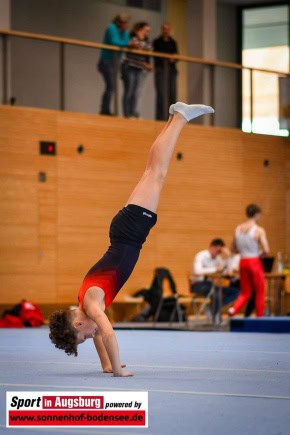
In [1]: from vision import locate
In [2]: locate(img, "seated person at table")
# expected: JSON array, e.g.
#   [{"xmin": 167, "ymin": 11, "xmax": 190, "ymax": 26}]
[
  {"xmin": 225, "ymin": 253, "xmax": 240, "ymax": 289},
  {"xmin": 191, "ymin": 239, "xmax": 239, "ymax": 318}
]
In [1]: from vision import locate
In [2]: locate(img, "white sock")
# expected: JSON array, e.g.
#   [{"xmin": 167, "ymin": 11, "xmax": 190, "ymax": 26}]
[
  {"xmin": 170, "ymin": 102, "xmax": 215, "ymax": 122},
  {"xmin": 169, "ymin": 102, "xmax": 181, "ymax": 115}
]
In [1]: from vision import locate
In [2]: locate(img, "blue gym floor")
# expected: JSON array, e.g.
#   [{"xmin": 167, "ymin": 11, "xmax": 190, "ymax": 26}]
[{"xmin": 1, "ymin": 328, "xmax": 290, "ymax": 435}]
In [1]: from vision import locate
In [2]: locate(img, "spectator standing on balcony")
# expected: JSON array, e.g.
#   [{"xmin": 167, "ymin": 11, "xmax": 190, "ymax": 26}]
[
  {"xmin": 98, "ymin": 13, "xmax": 130, "ymax": 115},
  {"xmin": 153, "ymin": 23, "xmax": 178, "ymax": 120},
  {"xmin": 121, "ymin": 22, "xmax": 152, "ymax": 118}
]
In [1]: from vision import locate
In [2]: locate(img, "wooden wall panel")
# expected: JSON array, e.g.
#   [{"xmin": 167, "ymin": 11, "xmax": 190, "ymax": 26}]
[
  {"xmin": 0, "ymin": 106, "xmax": 57, "ymax": 303},
  {"xmin": 242, "ymin": 134, "xmax": 288, "ymax": 255},
  {"xmin": 0, "ymin": 106, "xmax": 289, "ymax": 305}
]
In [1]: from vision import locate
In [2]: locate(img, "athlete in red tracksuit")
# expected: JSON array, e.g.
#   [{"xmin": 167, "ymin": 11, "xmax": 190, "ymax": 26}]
[{"xmin": 229, "ymin": 204, "xmax": 270, "ymax": 317}]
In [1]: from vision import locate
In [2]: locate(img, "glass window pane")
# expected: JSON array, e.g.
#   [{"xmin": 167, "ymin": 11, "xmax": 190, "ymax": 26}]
[
  {"xmin": 242, "ymin": 4, "xmax": 289, "ymax": 136},
  {"xmin": 242, "ymin": 69, "xmax": 251, "ymax": 133}
]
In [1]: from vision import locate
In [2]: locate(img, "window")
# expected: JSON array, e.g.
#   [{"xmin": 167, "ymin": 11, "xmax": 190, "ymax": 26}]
[{"xmin": 241, "ymin": 4, "xmax": 289, "ymax": 136}]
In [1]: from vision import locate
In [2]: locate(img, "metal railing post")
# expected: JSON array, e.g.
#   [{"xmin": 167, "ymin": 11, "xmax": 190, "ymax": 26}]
[
  {"xmin": 113, "ymin": 51, "xmax": 119, "ymax": 116},
  {"xmin": 163, "ymin": 58, "xmax": 169, "ymax": 120},
  {"xmin": 2, "ymin": 34, "xmax": 8, "ymax": 105},
  {"xmin": 249, "ymin": 68, "xmax": 253, "ymax": 133},
  {"xmin": 209, "ymin": 65, "xmax": 215, "ymax": 127},
  {"xmin": 59, "ymin": 42, "xmax": 65, "ymax": 111}
]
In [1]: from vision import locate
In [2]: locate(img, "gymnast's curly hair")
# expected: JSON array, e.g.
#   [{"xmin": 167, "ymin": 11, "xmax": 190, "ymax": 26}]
[{"xmin": 49, "ymin": 310, "xmax": 78, "ymax": 357}]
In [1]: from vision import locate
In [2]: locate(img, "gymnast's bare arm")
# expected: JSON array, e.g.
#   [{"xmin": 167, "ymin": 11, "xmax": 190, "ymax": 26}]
[
  {"xmin": 93, "ymin": 331, "xmax": 127, "ymax": 373},
  {"xmin": 231, "ymin": 236, "xmax": 238, "ymax": 253},
  {"xmin": 258, "ymin": 227, "xmax": 270, "ymax": 256},
  {"xmin": 93, "ymin": 331, "xmax": 112, "ymax": 372},
  {"xmin": 84, "ymin": 292, "xmax": 133, "ymax": 377}
]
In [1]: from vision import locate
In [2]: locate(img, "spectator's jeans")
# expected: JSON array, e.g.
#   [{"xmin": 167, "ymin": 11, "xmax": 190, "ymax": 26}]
[
  {"xmin": 191, "ymin": 280, "xmax": 240, "ymax": 315},
  {"xmin": 154, "ymin": 67, "xmax": 177, "ymax": 121},
  {"xmin": 121, "ymin": 63, "xmax": 147, "ymax": 117},
  {"xmin": 98, "ymin": 59, "xmax": 115, "ymax": 114}
]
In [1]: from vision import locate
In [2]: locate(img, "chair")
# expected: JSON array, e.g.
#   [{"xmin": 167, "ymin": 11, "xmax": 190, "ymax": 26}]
[
  {"xmin": 138, "ymin": 268, "xmax": 186, "ymax": 324},
  {"xmin": 188, "ymin": 273, "xmax": 214, "ymax": 321}
]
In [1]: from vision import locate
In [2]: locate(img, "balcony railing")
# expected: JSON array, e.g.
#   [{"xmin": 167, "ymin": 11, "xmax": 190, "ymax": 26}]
[{"xmin": 0, "ymin": 29, "xmax": 288, "ymax": 132}]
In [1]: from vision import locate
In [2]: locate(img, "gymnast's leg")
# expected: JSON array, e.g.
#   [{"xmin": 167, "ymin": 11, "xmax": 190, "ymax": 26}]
[{"xmin": 126, "ymin": 103, "xmax": 214, "ymax": 212}]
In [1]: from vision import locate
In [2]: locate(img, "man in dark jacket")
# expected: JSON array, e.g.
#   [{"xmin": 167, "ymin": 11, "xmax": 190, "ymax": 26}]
[{"xmin": 153, "ymin": 23, "xmax": 178, "ymax": 120}]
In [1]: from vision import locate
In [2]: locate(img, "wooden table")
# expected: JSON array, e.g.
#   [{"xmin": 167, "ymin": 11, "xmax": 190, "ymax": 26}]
[
  {"xmin": 190, "ymin": 272, "xmax": 288, "ymax": 323},
  {"xmin": 265, "ymin": 273, "xmax": 287, "ymax": 316},
  {"xmin": 190, "ymin": 272, "xmax": 238, "ymax": 324}
]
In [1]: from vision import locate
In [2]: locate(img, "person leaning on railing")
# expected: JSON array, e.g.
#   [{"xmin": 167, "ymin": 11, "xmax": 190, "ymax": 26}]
[
  {"xmin": 98, "ymin": 13, "xmax": 131, "ymax": 116},
  {"xmin": 153, "ymin": 22, "xmax": 179, "ymax": 121},
  {"xmin": 121, "ymin": 22, "xmax": 152, "ymax": 118}
]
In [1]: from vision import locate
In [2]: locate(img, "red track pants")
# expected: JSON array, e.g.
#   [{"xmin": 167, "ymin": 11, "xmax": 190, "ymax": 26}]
[{"xmin": 232, "ymin": 258, "xmax": 265, "ymax": 317}]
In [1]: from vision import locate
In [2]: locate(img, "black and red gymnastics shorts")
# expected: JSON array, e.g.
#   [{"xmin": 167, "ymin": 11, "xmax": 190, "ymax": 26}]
[{"xmin": 78, "ymin": 204, "xmax": 157, "ymax": 308}]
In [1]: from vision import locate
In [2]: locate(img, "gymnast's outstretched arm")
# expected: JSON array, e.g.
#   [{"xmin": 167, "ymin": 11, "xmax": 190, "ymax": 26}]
[
  {"xmin": 85, "ymin": 298, "xmax": 132, "ymax": 377},
  {"xmin": 93, "ymin": 329, "xmax": 127, "ymax": 373}
]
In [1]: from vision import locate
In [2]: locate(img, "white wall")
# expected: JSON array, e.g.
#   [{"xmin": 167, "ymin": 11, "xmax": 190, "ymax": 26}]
[
  {"xmin": 0, "ymin": 0, "xmax": 10, "ymax": 28},
  {"xmin": 215, "ymin": 2, "xmax": 240, "ymax": 128},
  {"xmin": 186, "ymin": 0, "xmax": 217, "ymax": 126},
  {"xmin": 186, "ymin": 0, "xmax": 240, "ymax": 128},
  {"xmin": 0, "ymin": 0, "xmax": 11, "ymax": 104},
  {"xmin": 9, "ymin": 0, "xmax": 166, "ymax": 117}
]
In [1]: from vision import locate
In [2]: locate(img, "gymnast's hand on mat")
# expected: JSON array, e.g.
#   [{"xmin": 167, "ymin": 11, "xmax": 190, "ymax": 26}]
[{"xmin": 103, "ymin": 364, "xmax": 126, "ymax": 373}]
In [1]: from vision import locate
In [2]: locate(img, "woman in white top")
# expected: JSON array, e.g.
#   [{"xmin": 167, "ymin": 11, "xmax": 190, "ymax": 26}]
[{"xmin": 229, "ymin": 204, "xmax": 269, "ymax": 317}]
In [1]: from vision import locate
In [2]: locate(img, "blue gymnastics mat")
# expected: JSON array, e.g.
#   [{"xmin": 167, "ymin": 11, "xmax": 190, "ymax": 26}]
[
  {"xmin": 230, "ymin": 317, "xmax": 290, "ymax": 333},
  {"xmin": 0, "ymin": 328, "xmax": 290, "ymax": 435}
]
